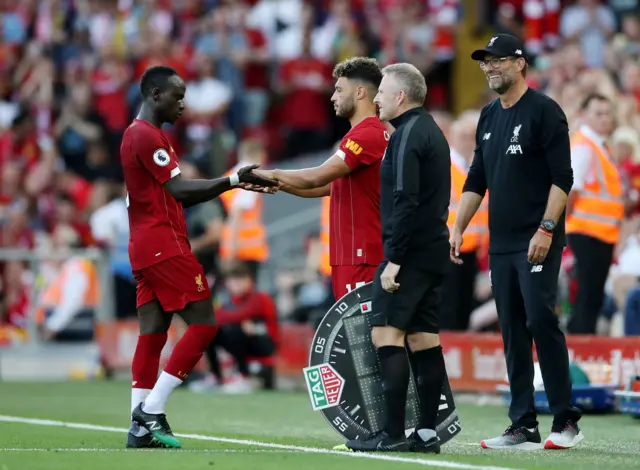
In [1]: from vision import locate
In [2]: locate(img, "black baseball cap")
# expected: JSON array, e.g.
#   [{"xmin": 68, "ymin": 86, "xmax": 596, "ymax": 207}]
[{"xmin": 471, "ymin": 34, "xmax": 529, "ymax": 62}]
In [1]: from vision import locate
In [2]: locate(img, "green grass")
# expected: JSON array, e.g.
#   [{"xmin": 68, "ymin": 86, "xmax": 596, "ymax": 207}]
[{"xmin": 0, "ymin": 381, "xmax": 638, "ymax": 470}]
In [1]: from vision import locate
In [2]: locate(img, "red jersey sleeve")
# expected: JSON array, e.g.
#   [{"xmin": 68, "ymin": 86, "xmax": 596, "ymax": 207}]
[
  {"xmin": 336, "ymin": 122, "xmax": 388, "ymax": 171},
  {"xmin": 133, "ymin": 126, "xmax": 180, "ymax": 185}
]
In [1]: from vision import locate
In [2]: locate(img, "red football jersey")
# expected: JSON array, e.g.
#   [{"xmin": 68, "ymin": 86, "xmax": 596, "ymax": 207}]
[
  {"xmin": 330, "ymin": 116, "xmax": 389, "ymax": 266},
  {"xmin": 121, "ymin": 119, "xmax": 189, "ymax": 270}
]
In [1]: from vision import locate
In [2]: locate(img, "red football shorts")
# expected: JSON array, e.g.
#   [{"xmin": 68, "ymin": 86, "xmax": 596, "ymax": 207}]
[
  {"xmin": 133, "ymin": 253, "xmax": 211, "ymax": 312},
  {"xmin": 331, "ymin": 265, "xmax": 378, "ymax": 301}
]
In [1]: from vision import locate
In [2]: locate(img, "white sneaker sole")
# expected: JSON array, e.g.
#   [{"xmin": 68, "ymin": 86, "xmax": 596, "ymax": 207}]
[
  {"xmin": 481, "ymin": 440, "xmax": 543, "ymax": 450},
  {"xmin": 544, "ymin": 431, "xmax": 585, "ymax": 449}
]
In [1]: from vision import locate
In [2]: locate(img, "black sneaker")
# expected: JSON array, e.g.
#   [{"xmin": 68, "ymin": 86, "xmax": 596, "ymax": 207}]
[
  {"xmin": 408, "ymin": 432, "xmax": 440, "ymax": 454},
  {"xmin": 131, "ymin": 404, "xmax": 181, "ymax": 448},
  {"xmin": 480, "ymin": 425, "xmax": 542, "ymax": 450},
  {"xmin": 345, "ymin": 430, "xmax": 410, "ymax": 452},
  {"xmin": 126, "ymin": 430, "xmax": 169, "ymax": 449},
  {"xmin": 544, "ymin": 420, "xmax": 584, "ymax": 449}
]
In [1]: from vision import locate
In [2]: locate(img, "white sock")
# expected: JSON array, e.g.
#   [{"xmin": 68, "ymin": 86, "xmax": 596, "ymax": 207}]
[
  {"xmin": 142, "ymin": 372, "xmax": 183, "ymax": 415},
  {"xmin": 417, "ymin": 428, "xmax": 437, "ymax": 441},
  {"xmin": 131, "ymin": 388, "xmax": 151, "ymax": 437},
  {"xmin": 132, "ymin": 388, "xmax": 152, "ymax": 413}
]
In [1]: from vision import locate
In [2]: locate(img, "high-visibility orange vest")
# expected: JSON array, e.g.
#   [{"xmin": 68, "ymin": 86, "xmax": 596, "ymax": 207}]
[
  {"xmin": 35, "ymin": 258, "xmax": 100, "ymax": 324},
  {"xmin": 319, "ymin": 196, "xmax": 331, "ymax": 277},
  {"xmin": 448, "ymin": 159, "xmax": 489, "ymax": 253},
  {"xmin": 219, "ymin": 170, "xmax": 269, "ymax": 262},
  {"xmin": 566, "ymin": 131, "xmax": 624, "ymax": 244}
]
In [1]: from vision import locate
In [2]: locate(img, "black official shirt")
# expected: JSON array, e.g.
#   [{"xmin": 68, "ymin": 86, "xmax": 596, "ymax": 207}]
[
  {"xmin": 463, "ymin": 88, "xmax": 573, "ymax": 254},
  {"xmin": 380, "ymin": 107, "xmax": 450, "ymax": 271}
]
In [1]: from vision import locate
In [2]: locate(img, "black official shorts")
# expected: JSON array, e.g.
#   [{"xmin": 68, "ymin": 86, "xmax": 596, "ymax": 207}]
[{"xmin": 370, "ymin": 261, "xmax": 444, "ymax": 334}]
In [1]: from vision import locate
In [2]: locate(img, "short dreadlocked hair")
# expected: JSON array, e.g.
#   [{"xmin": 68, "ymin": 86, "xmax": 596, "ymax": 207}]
[{"xmin": 332, "ymin": 57, "xmax": 382, "ymax": 91}]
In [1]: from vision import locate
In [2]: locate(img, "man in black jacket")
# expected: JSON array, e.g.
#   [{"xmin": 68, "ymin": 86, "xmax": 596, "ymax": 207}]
[
  {"xmin": 451, "ymin": 34, "xmax": 584, "ymax": 450},
  {"xmin": 345, "ymin": 63, "xmax": 450, "ymax": 454}
]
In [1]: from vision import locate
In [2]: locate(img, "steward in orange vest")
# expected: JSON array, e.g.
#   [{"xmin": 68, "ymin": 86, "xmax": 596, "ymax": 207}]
[
  {"xmin": 566, "ymin": 127, "xmax": 624, "ymax": 244},
  {"xmin": 440, "ymin": 148, "xmax": 488, "ymax": 331},
  {"xmin": 219, "ymin": 139, "xmax": 269, "ymax": 281},
  {"xmin": 566, "ymin": 94, "xmax": 624, "ymax": 335},
  {"xmin": 36, "ymin": 257, "xmax": 100, "ymax": 340},
  {"xmin": 440, "ymin": 111, "xmax": 488, "ymax": 331}
]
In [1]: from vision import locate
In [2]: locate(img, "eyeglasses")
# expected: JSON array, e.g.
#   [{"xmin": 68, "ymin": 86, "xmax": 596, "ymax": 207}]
[{"xmin": 478, "ymin": 57, "xmax": 514, "ymax": 69}]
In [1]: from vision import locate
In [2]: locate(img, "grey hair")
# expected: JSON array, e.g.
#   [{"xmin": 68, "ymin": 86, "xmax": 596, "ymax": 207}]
[{"xmin": 381, "ymin": 63, "xmax": 427, "ymax": 105}]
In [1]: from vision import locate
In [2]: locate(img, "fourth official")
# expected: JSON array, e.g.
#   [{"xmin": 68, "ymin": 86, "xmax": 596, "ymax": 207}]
[{"xmin": 345, "ymin": 63, "xmax": 451, "ymax": 453}]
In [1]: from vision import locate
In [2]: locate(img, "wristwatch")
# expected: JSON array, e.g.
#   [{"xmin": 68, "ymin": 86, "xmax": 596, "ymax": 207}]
[{"xmin": 539, "ymin": 219, "xmax": 556, "ymax": 234}]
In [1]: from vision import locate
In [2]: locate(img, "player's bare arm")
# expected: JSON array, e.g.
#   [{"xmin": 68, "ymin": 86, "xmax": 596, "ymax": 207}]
[
  {"xmin": 245, "ymin": 59, "xmax": 385, "ymax": 199},
  {"xmin": 280, "ymin": 183, "xmax": 331, "ymax": 197},
  {"xmin": 165, "ymin": 164, "xmax": 277, "ymax": 208},
  {"xmin": 252, "ymin": 156, "xmax": 350, "ymax": 190},
  {"xmin": 238, "ymin": 182, "xmax": 330, "ymax": 198}
]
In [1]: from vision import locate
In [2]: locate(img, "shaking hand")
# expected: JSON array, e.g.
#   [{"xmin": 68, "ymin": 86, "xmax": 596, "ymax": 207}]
[
  {"xmin": 238, "ymin": 182, "xmax": 281, "ymax": 194},
  {"xmin": 237, "ymin": 165, "xmax": 278, "ymax": 187}
]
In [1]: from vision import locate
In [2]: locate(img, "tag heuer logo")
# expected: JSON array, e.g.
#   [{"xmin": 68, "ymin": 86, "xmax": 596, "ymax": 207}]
[{"xmin": 303, "ymin": 363, "xmax": 345, "ymax": 411}]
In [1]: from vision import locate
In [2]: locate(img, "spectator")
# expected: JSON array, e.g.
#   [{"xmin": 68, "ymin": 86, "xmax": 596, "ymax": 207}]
[
  {"xmin": 189, "ymin": 261, "xmax": 278, "ymax": 394},
  {"xmin": 53, "ymin": 83, "xmax": 106, "ymax": 178},
  {"xmin": 559, "ymin": 0, "xmax": 616, "ymax": 68},
  {"xmin": 277, "ymin": 30, "xmax": 332, "ymax": 158},
  {"xmin": 614, "ymin": 126, "xmax": 640, "ymax": 214},
  {"xmin": 610, "ymin": 13, "xmax": 640, "ymax": 59},
  {"xmin": 1, "ymin": 201, "xmax": 34, "ymax": 250},
  {"xmin": 195, "ymin": 4, "xmax": 249, "ymax": 135},
  {"xmin": 239, "ymin": 3, "xmax": 271, "ymax": 130},
  {"xmin": 90, "ymin": 44, "xmax": 131, "ymax": 139},
  {"xmin": 183, "ymin": 54, "xmax": 233, "ymax": 166},
  {"xmin": 0, "ymin": 109, "xmax": 39, "ymax": 180},
  {"xmin": 90, "ymin": 182, "xmax": 136, "ymax": 320},
  {"xmin": 0, "ymin": 260, "xmax": 30, "ymax": 329}
]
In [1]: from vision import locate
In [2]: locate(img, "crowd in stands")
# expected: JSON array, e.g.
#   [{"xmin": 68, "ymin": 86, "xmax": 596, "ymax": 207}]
[{"xmin": 1, "ymin": 0, "xmax": 640, "ymax": 385}]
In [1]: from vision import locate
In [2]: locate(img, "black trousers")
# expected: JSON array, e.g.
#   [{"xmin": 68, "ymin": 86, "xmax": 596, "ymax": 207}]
[
  {"xmin": 114, "ymin": 274, "xmax": 137, "ymax": 319},
  {"xmin": 439, "ymin": 251, "xmax": 478, "ymax": 331},
  {"xmin": 490, "ymin": 248, "xmax": 580, "ymax": 427},
  {"xmin": 567, "ymin": 234, "xmax": 614, "ymax": 334},
  {"xmin": 205, "ymin": 324, "xmax": 275, "ymax": 378}
]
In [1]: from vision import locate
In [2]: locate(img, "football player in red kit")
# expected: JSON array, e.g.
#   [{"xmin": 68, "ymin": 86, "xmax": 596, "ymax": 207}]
[
  {"xmin": 249, "ymin": 57, "xmax": 390, "ymax": 301},
  {"xmin": 121, "ymin": 66, "xmax": 275, "ymax": 449}
]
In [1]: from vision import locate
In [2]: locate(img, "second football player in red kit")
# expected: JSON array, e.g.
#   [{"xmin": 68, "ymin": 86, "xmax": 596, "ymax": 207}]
[{"xmin": 246, "ymin": 57, "xmax": 389, "ymax": 301}]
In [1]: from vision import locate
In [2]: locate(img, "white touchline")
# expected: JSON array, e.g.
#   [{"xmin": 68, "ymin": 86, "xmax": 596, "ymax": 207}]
[
  {"xmin": 0, "ymin": 415, "xmax": 521, "ymax": 470},
  {"xmin": 0, "ymin": 448, "xmax": 297, "ymax": 453}
]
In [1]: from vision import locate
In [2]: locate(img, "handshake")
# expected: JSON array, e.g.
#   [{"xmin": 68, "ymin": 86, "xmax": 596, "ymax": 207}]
[{"xmin": 235, "ymin": 164, "xmax": 282, "ymax": 194}]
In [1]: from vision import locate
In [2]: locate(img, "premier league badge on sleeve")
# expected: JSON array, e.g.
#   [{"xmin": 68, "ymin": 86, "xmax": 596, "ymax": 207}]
[{"xmin": 304, "ymin": 283, "xmax": 462, "ymax": 444}]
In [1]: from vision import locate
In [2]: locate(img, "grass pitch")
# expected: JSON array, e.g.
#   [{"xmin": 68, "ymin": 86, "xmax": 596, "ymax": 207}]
[{"xmin": 0, "ymin": 381, "xmax": 638, "ymax": 470}]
